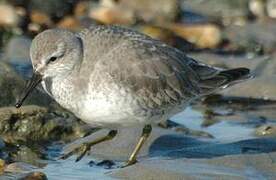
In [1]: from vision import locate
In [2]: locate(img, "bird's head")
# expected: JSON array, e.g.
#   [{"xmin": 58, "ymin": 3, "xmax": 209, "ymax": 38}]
[{"xmin": 15, "ymin": 29, "xmax": 83, "ymax": 108}]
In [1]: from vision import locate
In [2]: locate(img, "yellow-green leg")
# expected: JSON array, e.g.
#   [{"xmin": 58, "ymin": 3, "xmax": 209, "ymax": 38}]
[
  {"xmin": 122, "ymin": 124, "xmax": 152, "ymax": 167},
  {"xmin": 60, "ymin": 130, "xmax": 117, "ymax": 162}
]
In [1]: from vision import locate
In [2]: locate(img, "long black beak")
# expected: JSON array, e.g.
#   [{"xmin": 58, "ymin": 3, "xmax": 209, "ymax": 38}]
[{"xmin": 15, "ymin": 72, "xmax": 42, "ymax": 108}]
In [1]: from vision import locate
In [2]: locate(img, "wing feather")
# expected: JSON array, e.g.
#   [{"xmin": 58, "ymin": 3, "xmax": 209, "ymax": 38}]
[{"xmin": 98, "ymin": 39, "xmax": 200, "ymax": 109}]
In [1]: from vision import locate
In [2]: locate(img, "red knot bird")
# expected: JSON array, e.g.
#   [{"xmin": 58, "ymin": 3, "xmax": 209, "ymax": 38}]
[{"xmin": 15, "ymin": 25, "xmax": 251, "ymax": 167}]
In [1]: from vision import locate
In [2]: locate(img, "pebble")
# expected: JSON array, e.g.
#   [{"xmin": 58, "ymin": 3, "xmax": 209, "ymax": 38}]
[
  {"xmin": 89, "ymin": 5, "xmax": 135, "ymax": 25},
  {"xmin": 30, "ymin": 11, "xmax": 53, "ymax": 27},
  {"xmin": 167, "ymin": 23, "xmax": 222, "ymax": 49},
  {"xmin": 0, "ymin": 159, "xmax": 5, "ymax": 174},
  {"xmin": 139, "ymin": 25, "xmax": 176, "ymax": 45},
  {"xmin": 57, "ymin": 16, "xmax": 81, "ymax": 31},
  {"xmin": 0, "ymin": 4, "xmax": 19, "ymax": 27},
  {"xmin": 118, "ymin": 0, "xmax": 179, "ymax": 23},
  {"xmin": 74, "ymin": 1, "xmax": 89, "ymax": 17},
  {"xmin": 88, "ymin": 160, "xmax": 96, "ymax": 167},
  {"xmin": 249, "ymin": 0, "xmax": 266, "ymax": 18},
  {"xmin": 88, "ymin": 159, "xmax": 115, "ymax": 169},
  {"xmin": 5, "ymin": 162, "xmax": 38, "ymax": 173},
  {"xmin": 19, "ymin": 171, "xmax": 47, "ymax": 180},
  {"xmin": 255, "ymin": 125, "xmax": 276, "ymax": 137},
  {"xmin": 267, "ymin": 0, "xmax": 276, "ymax": 18},
  {"xmin": 90, "ymin": 0, "xmax": 179, "ymax": 25}
]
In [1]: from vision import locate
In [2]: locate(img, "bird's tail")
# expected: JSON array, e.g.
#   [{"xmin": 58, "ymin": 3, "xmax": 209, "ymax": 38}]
[{"xmin": 191, "ymin": 63, "xmax": 252, "ymax": 95}]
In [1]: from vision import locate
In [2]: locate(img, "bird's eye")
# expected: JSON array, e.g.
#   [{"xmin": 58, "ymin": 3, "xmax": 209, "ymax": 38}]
[{"xmin": 49, "ymin": 57, "xmax": 57, "ymax": 62}]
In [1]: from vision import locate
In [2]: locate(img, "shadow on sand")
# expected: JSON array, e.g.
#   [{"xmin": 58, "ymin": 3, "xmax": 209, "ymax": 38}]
[{"xmin": 149, "ymin": 135, "xmax": 276, "ymax": 159}]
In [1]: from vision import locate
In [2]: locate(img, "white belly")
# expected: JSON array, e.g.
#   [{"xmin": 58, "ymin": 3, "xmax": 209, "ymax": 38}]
[{"xmin": 77, "ymin": 84, "xmax": 149, "ymax": 128}]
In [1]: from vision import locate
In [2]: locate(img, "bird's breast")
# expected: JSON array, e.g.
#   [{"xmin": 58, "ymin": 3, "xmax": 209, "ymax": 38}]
[{"xmin": 42, "ymin": 76, "xmax": 80, "ymax": 112}]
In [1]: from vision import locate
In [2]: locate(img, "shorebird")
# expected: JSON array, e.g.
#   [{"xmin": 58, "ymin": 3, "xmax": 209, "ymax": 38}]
[{"xmin": 15, "ymin": 25, "xmax": 250, "ymax": 167}]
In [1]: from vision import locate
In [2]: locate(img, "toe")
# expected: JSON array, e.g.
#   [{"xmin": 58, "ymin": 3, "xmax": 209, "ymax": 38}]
[
  {"xmin": 121, "ymin": 159, "xmax": 137, "ymax": 168},
  {"xmin": 75, "ymin": 144, "xmax": 90, "ymax": 162},
  {"xmin": 59, "ymin": 150, "xmax": 76, "ymax": 160}
]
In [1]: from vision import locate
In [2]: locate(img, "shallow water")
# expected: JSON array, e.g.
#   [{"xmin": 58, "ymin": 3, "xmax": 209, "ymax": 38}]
[
  {"xmin": 42, "ymin": 158, "xmax": 114, "ymax": 180},
  {"xmin": 38, "ymin": 106, "xmax": 273, "ymax": 180},
  {"xmin": 172, "ymin": 107, "xmax": 256, "ymax": 142}
]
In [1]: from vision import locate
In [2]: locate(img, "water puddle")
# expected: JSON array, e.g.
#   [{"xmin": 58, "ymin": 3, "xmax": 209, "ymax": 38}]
[
  {"xmin": 171, "ymin": 107, "xmax": 255, "ymax": 142},
  {"xmin": 42, "ymin": 158, "xmax": 114, "ymax": 180}
]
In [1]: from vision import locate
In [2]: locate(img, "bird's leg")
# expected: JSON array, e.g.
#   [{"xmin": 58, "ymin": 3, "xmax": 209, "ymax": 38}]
[
  {"xmin": 122, "ymin": 124, "xmax": 152, "ymax": 167},
  {"xmin": 60, "ymin": 130, "xmax": 117, "ymax": 162}
]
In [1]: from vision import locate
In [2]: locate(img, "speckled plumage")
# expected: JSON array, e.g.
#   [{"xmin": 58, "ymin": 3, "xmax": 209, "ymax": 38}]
[{"xmin": 30, "ymin": 25, "xmax": 250, "ymax": 128}]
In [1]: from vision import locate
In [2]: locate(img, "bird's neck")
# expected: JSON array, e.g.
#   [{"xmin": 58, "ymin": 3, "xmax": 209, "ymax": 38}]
[{"xmin": 42, "ymin": 73, "xmax": 80, "ymax": 113}]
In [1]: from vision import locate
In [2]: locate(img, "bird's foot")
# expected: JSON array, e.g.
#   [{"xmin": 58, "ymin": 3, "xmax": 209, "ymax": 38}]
[
  {"xmin": 59, "ymin": 130, "xmax": 117, "ymax": 162},
  {"xmin": 60, "ymin": 143, "xmax": 91, "ymax": 162},
  {"xmin": 120, "ymin": 159, "xmax": 137, "ymax": 168}
]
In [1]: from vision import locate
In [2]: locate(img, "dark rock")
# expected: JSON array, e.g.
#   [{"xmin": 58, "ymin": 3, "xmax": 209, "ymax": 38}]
[
  {"xmin": 159, "ymin": 120, "xmax": 214, "ymax": 138},
  {"xmin": 0, "ymin": 61, "xmax": 53, "ymax": 107},
  {"xmin": 96, "ymin": 160, "xmax": 115, "ymax": 169},
  {"xmin": 29, "ymin": 0, "xmax": 78, "ymax": 21},
  {"xmin": 0, "ymin": 27, "xmax": 16, "ymax": 48},
  {"xmin": 11, "ymin": 145, "xmax": 46, "ymax": 167},
  {"xmin": 0, "ymin": 138, "xmax": 5, "ymax": 150},
  {"xmin": 87, "ymin": 159, "xmax": 116, "ymax": 169},
  {"xmin": 0, "ymin": 138, "xmax": 7, "ymax": 164},
  {"xmin": 0, "ymin": 105, "xmax": 94, "ymax": 144},
  {"xmin": 88, "ymin": 160, "xmax": 96, "ymax": 167}
]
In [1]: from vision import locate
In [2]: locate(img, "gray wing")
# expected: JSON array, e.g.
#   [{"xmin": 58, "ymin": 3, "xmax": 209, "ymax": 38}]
[{"xmin": 96, "ymin": 36, "xmax": 202, "ymax": 109}]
